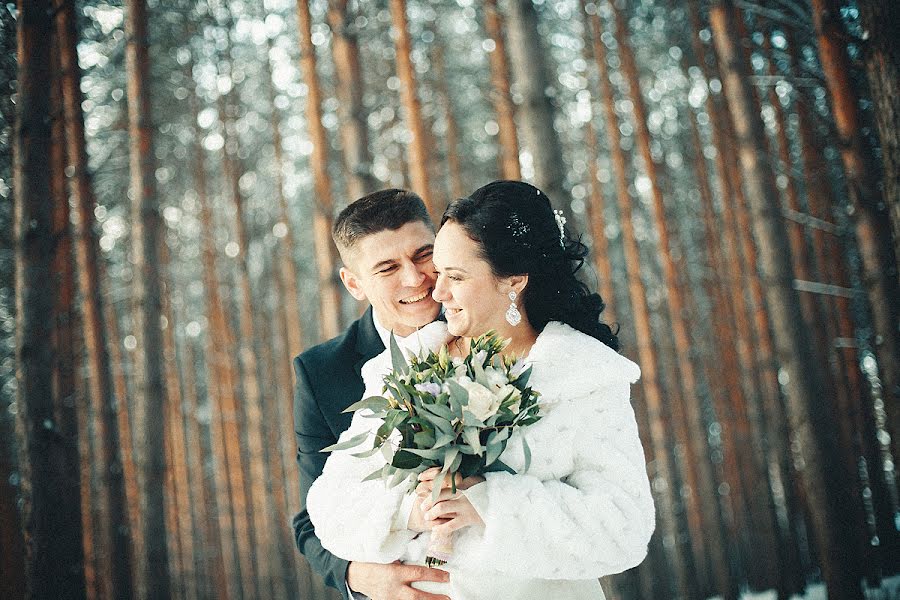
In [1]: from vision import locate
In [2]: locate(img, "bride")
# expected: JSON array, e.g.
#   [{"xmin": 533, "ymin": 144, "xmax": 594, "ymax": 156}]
[{"xmin": 307, "ymin": 180, "xmax": 655, "ymax": 600}]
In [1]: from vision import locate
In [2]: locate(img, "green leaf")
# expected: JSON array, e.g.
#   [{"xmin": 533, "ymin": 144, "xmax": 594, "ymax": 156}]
[
  {"xmin": 362, "ymin": 466, "xmax": 386, "ymax": 482},
  {"xmin": 513, "ymin": 365, "xmax": 533, "ymax": 388},
  {"xmin": 432, "ymin": 432, "xmax": 456, "ymax": 448},
  {"xmin": 413, "ymin": 430, "xmax": 436, "ymax": 448},
  {"xmin": 350, "ymin": 445, "xmax": 383, "ymax": 459},
  {"xmin": 389, "ymin": 333, "xmax": 409, "ymax": 375},
  {"xmin": 420, "ymin": 401, "xmax": 454, "ymax": 422},
  {"xmin": 462, "ymin": 427, "xmax": 483, "ymax": 456},
  {"xmin": 442, "ymin": 447, "xmax": 459, "ymax": 473},
  {"xmin": 342, "ymin": 395, "xmax": 392, "ymax": 414},
  {"xmin": 522, "ymin": 437, "xmax": 532, "ymax": 473},
  {"xmin": 486, "ymin": 458, "xmax": 517, "ymax": 475},
  {"xmin": 388, "ymin": 467, "xmax": 408, "ymax": 488},
  {"xmin": 447, "ymin": 379, "xmax": 469, "ymax": 408},
  {"xmin": 392, "ymin": 450, "xmax": 423, "ymax": 469},
  {"xmin": 462, "ymin": 411, "xmax": 486, "ymax": 428},
  {"xmin": 431, "ymin": 469, "xmax": 447, "ymax": 503},
  {"xmin": 320, "ymin": 431, "xmax": 369, "ymax": 453},
  {"xmin": 449, "ymin": 450, "xmax": 462, "ymax": 473},
  {"xmin": 485, "ymin": 440, "xmax": 503, "ymax": 466},
  {"xmin": 405, "ymin": 447, "xmax": 446, "ymax": 460}
]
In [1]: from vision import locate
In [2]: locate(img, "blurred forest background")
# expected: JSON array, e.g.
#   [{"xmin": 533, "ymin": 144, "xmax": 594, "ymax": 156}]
[{"xmin": 3, "ymin": 0, "xmax": 899, "ymax": 599}]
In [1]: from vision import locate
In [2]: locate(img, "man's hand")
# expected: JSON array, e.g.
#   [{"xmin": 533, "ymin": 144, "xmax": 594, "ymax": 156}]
[{"xmin": 346, "ymin": 561, "xmax": 450, "ymax": 600}]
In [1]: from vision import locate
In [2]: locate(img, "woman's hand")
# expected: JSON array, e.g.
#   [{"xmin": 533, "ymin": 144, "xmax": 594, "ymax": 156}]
[
  {"xmin": 421, "ymin": 488, "xmax": 485, "ymax": 535},
  {"xmin": 410, "ymin": 467, "xmax": 486, "ymax": 535},
  {"xmin": 415, "ymin": 467, "xmax": 484, "ymax": 498}
]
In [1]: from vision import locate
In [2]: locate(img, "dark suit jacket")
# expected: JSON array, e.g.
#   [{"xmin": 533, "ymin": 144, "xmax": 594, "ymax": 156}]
[{"xmin": 292, "ymin": 307, "xmax": 385, "ymax": 599}]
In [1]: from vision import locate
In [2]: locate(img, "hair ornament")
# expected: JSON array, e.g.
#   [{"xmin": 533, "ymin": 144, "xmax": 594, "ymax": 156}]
[{"xmin": 553, "ymin": 209, "xmax": 566, "ymax": 248}]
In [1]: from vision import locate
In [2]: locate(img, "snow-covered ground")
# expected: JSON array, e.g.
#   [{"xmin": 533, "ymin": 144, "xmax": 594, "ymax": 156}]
[{"xmin": 707, "ymin": 576, "xmax": 900, "ymax": 600}]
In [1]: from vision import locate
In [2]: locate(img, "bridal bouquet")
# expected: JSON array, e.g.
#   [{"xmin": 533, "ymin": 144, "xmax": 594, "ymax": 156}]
[{"xmin": 323, "ymin": 330, "xmax": 542, "ymax": 567}]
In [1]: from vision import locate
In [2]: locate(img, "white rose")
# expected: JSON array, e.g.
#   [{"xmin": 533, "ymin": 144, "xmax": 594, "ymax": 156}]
[
  {"xmin": 483, "ymin": 367, "xmax": 508, "ymax": 392},
  {"xmin": 460, "ymin": 378, "xmax": 501, "ymax": 422}
]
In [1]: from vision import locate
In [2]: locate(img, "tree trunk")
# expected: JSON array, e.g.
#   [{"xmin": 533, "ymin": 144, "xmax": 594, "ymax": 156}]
[
  {"xmin": 857, "ymin": 0, "xmax": 900, "ymax": 267},
  {"xmin": 709, "ymin": 2, "xmax": 862, "ymax": 597},
  {"xmin": 297, "ymin": 0, "xmax": 342, "ymax": 340},
  {"xmin": 55, "ymin": 0, "xmax": 135, "ymax": 594},
  {"xmin": 217, "ymin": 16, "xmax": 278, "ymax": 595},
  {"xmin": 589, "ymin": 11, "xmax": 688, "ymax": 599},
  {"xmin": 327, "ymin": 0, "xmax": 377, "ymax": 201},
  {"xmin": 124, "ymin": 0, "xmax": 171, "ymax": 596},
  {"xmin": 158, "ymin": 252, "xmax": 195, "ymax": 600},
  {"xmin": 576, "ymin": 2, "xmax": 615, "ymax": 323},
  {"xmin": 0, "ymin": 374, "xmax": 25, "ymax": 600},
  {"xmin": 612, "ymin": 5, "xmax": 735, "ymax": 596},
  {"xmin": 194, "ymin": 77, "xmax": 253, "ymax": 599},
  {"xmin": 504, "ymin": 0, "xmax": 569, "ymax": 219},
  {"xmin": 811, "ymin": 0, "xmax": 900, "ymax": 482},
  {"xmin": 261, "ymin": 33, "xmax": 306, "ymax": 361},
  {"xmin": 432, "ymin": 42, "xmax": 464, "ymax": 201},
  {"xmin": 388, "ymin": 0, "xmax": 434, "ymax": 215},
  {"xmin": 483, "ymin": 0, "xmax": 521, "ymax": 180},
  {"xmin": 14, "ymin": 0, "xmax": 87, "ymax": 596}
]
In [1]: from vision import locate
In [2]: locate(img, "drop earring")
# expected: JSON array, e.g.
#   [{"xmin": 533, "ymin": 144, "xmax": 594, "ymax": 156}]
[{"xmin": 505, "ymin": 290, "xmax": 521, "ymax": 326}]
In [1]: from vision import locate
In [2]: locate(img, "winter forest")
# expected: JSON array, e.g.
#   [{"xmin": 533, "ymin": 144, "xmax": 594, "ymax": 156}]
[{"xmin": 3, "ymin": 0, "xmax": 899, "ymax": 599}]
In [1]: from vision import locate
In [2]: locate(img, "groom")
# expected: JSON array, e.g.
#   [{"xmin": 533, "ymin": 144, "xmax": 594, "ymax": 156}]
[{"xmin": 292, "ymin": 189, "xmax": 451, "ymax": 600}]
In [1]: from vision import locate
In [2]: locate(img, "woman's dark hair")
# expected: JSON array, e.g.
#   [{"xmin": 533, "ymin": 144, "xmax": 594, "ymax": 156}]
[{"xmin": 441, "ymin": 180, "xmax": 619, "ymax": 350}]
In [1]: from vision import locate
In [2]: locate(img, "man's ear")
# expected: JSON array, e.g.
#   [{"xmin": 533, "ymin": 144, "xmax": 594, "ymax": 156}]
[{"xmin": 339, "ymin": 266, "xmax": 367, "ymax": 301}]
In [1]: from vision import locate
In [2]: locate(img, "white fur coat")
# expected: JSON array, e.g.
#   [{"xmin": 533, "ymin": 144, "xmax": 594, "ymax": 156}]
[{"xmin": 307, "ymin": 321, "xmax": 655, "ymax": 600}]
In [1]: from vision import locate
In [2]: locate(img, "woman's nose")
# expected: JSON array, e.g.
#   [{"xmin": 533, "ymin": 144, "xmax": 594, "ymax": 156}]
[{"xmin": 432, "ymin": 276, "xmax": 448, "ymax": 302}]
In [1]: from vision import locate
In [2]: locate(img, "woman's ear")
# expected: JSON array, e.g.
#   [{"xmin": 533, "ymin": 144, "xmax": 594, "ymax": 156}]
[
  {"xmin": 339, "ymin": 267, "xmax": 367, "ymax": 301},
  {"xmin": 505, "ymin": 274, "xmax": 529, "ymax": 296}
]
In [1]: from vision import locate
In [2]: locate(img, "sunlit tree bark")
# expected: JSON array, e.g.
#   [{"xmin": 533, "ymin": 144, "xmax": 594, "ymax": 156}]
[
  {"xmin": 612, "ymin": 5, "xmax": 731, "ymax": 596},
  {"xmin": 261, "ymin": 32, "xmax": 305, "ymax": 360},
  {"xmin": 327, "ymin": 0, "xmax": 377, "ymax": 201},
  {"xmin": 55, "ymin": 0, "xmax": 135, "ymax": 595},
  {"xmin": 576, "ymin": 4, "xmax": 614, "ymax": 323},
  {"xmin": 297, "ymin": 0, "xmax": 342, "ymax": 339},
  {"xmin": 710, "ymin": 2, "xmax": 862, "ymax": 597},
  {"xmin": 505, "ymin": 0, "xmax": 569, "ymax": 219},
  {"xmin": 218, "ymin": 45, "xmax": 278, "ymax": 600},
  {"xmin": 124, "ymin": 0, "xmax": 172, "ymax": 595},
  {"xmin": 811, "ymin": 0, "xmax": 900, "ymax": 479},
  {"xmin": 589, "ymin": 10, "xmax": 685, "ymax": 598},
  {"xmin": 483, "ymin": 0, "xmax": 521, "ymax": 180},
  {"xmin": 192, "ymin": 59, "xmax": 248, "ymax": 600},
  {"xmin": 14, "ymin": 0, "xmax": 86, "ymax": 593},
  {"xmin": 389, "ymin": 0, "xmax": 434, "ymax": 215},
  {"xmin": 432, "ymin": 43, "xmax": 463, "ymax": 201}
]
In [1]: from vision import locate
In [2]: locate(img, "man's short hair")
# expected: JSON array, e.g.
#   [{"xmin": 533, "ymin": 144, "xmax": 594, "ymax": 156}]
[{"xmin": 332, "ymin": 189, "xmax": 433, "ymax": 264}]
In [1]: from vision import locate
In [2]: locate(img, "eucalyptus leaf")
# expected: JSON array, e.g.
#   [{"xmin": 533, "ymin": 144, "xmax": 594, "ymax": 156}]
[
  {"xmin": 392, "ymin": 450, "xmax": 424, "ymax": 469},
  {"xmin": 485, "ymin": 440, "xmax": 503, "ymax": 465},
  {"xmin": 405, "ymin": 447, "xmax": 446, "ymax": 460},
  {"xmin": 362, "ymin": 466, "xmax": 387, "ymax": 482},
  {"xmin": 431, "ymin": 469, "xmax": 447, "ymax": 503},
  {"xmin": 389, "ymin": 333, "xmax": 409, "ymax": 375},
  {"xmin": 351, "ymin": 445, "xmax": 383, "ymax": 459},
  {"xmin": 462, "ymin": 427, "xmax": 483, "ymax": 456},
  {"xmin": 447, "ymin": 379, "xmax": 469, "ymax": 408},
  {"xmin": 342, "ymin": 395, "xmax": 392, "ymax": 414},
  {"xmin": 320, "ymin": 431, "xmax": 369, "ymax": 453},
  {"xmin": 432, "ymin": 432, "xmax": 456, "ymax": 449},
  {"xmin": 442, "ymin": 447, "xmax": 459, "ymax": 473},
  {"xmin": 522, "ymin": 437, "xmax": 532, "ymax": 473}
]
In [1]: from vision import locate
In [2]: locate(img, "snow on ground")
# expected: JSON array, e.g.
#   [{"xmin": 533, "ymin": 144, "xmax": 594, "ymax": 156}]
[{"xmin": 706, "ymin": 575, "xmax": 900, "ymax": 600}]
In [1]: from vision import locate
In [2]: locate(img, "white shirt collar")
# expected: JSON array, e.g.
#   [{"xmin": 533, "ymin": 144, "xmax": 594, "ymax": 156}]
[{"xmin": 371, "ymin": 309, "xmax": 448, "ymax": 351}]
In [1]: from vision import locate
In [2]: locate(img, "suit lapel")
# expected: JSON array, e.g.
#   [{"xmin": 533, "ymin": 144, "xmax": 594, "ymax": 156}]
[{"xmin": 353, "ymin": 306, "xmax": 385, "ymax": 375}]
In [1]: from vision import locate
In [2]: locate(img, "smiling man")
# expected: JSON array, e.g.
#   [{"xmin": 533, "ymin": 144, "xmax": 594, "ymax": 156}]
[{"xmin": 292, "ymin": 189, "xmax": 450, "ymax": 600}]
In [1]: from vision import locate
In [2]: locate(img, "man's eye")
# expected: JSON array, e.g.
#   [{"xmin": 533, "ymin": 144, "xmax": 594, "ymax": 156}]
[
  {"xmin": 377, "ymin": 266, "xmax": 398, "ymax": 275},
  {"xmin": 415, "ymin": 251, "xmax": 433, "ymax": 262}
]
